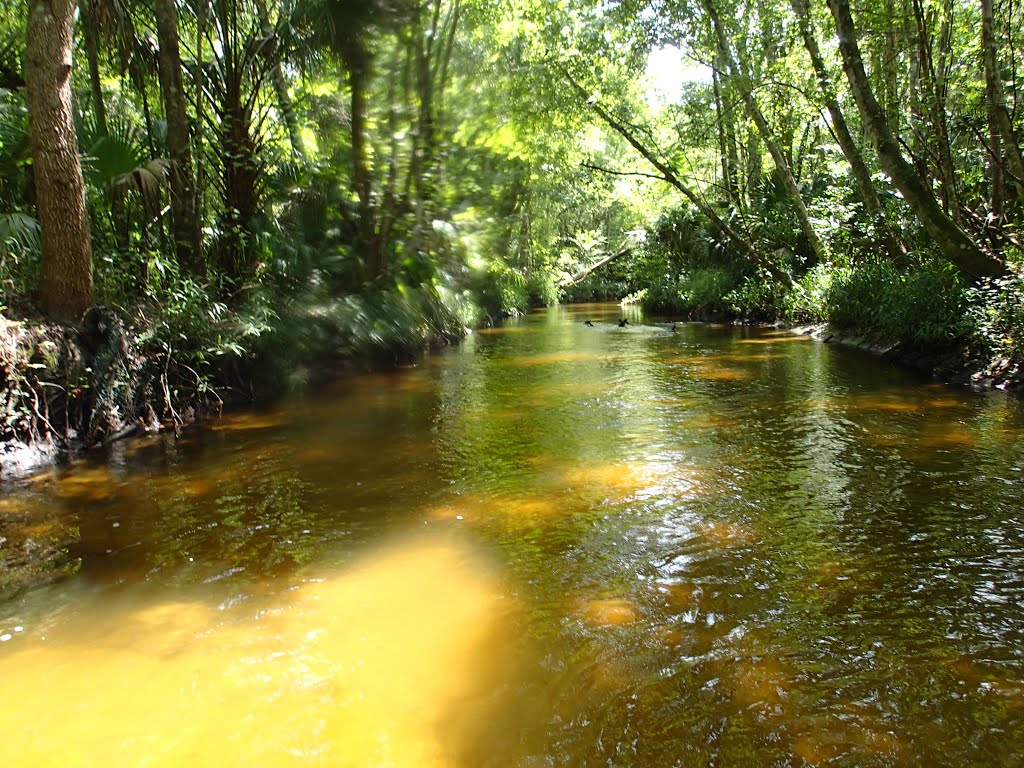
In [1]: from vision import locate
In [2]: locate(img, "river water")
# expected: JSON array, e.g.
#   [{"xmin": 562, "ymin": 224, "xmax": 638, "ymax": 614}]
[{"xmin": 1, "ymin": 302, "xmax": 1024, "ymax": 766}]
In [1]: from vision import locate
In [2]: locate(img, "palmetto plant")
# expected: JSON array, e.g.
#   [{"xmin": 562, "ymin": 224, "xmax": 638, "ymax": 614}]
[
  {"xmin": 0, "ymin": 211, "xmax": 40, "ymax": 299},
  {"xmin": 82, "ymin": 114, "xmax": 170, "ymax": 210},
  {"xmin": 0, "ymin": 89, "xmax": 29, "ymax": 210},
  {"xmin": 0, "ymin": 90, "xmax": 37, "ymax": 297}
]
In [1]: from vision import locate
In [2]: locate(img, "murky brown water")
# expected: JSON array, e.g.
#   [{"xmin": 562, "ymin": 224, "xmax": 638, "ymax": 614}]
[{"xmin": 2, "ymin": 302, "xmax": 1024, "ymax": 766}]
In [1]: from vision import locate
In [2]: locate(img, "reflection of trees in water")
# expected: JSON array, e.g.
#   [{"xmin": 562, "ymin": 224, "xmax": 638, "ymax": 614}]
[
  {"xmin": 0, "ymin": 497, "xmax": 80, "ymax": 599},
  {"xmin": 435, "ymin": 316, "xmax": 1024, "ymax": 765},
  {"xmin": 88, "ymin": 449, "xmax": 323, "ymax": 586},
  {"xmin": 5, "ymin": 312, "xmax": 1024, "ymax": 765}
]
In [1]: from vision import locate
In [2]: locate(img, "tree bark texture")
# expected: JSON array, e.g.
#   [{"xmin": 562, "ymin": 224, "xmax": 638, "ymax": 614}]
[
  {"xmin": 26, "ymin": 0, "xmax": 94, "ymax": 323},
  {"xmin": 155, "ymin": 0, "xmax": 204, "ymax": 274},
  {"xmin": 827, "ymin": 0, "xmax": 1006, "ymax": 277}
]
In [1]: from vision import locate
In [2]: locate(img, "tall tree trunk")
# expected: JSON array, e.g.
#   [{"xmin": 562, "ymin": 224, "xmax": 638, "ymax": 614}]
[
  {"xmin": 745, "ymin": 125, "xmax": 761, "ymax": 205},
  {"xmin": 434, "ymin": 0, "xmax": 461, "ymax": 117},
  {"xmin": 911, "ymin": 0, "xmax": 958, "ymax": 215},
  {"xmin": 26, "ymin": 0, "xmax": 93, "ymax": 323},
  {"xmin": 194, "ymin": 0, "xmax": 207, "ymax": 224},
  {"xmin": 79, "ymin": 0, "xmax": 107, "ymax": 137},
  {"xmin": 704, "ymin": 0, "xmax": 828, "ymax": 265},
  {"xmin": 981, "ymin": 0, "xmax": 1024, "ymax": 206},
  {"xmin": 711, "ymin": 65, "xmax": 731, "ymax": 200},
  {"xmin": 271, "ymin": 67, "xmax": 305, "ymax": 160},
  {"xmin": 254, "ymin": 0, "xmax": 306, "ymax": 160},
  {"xmin": 349, "ymin": 63, "xmax": 382, "ymax": 279},
  {"xmin": 416, "ymin": 0, "xmax": 441, "ymax": 193},
  {"xmin": 712, "ymin": 57, "xmax": 740, "ymax": 206},
  {"xmin": 882, "ymin": 0, "xmax": 900, "ymax": 126},
  {"xmin": 791, "ymin": 0, "xmax": 905, "ymax": 262},
  {"xmin": 154, "ymin": 0, "xmax": 203, "ymax": 274},
  {"xmin": 982, "ymin": 0, "xmax": 1006, "ymax": 212},
  {"xmin": 933, "ymin": 0, "xmax": 958, "ymax": 212},
  {"xmin": 827, "ymin": 0, "xmax": 1006, "ymax": 277}
]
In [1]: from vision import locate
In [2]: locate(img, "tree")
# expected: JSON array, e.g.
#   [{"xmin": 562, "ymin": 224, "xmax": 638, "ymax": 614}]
[
  {"xmin": 581, "ymin": 87, "xmax": 794, "ymax": 287},
  {"xmin": 790, "ymin": 0, "xmax": 905, "ymax": 262},
  {"xmin": 980, "ymin": 0, "xmax": 1024, "ymax": 210},
  {"xmin": 155, "ymin": 0, "xmax": 203, "ymax": 274},
  {"xmin": 826, "ymin": 0, "xmax": 1006, "ymax": 278},
  {"xmin": 79, "ymin": 0, "xmax": 108, "ymax": 137},
  {"xmin": 323, "ymin": 0, "xmax": 384, "ymax": 278},
  {"xmin": 26, "ymin": 0, "xmax": 93, "ymax": 322},
  {"xmin": 702, "ymin": 0, "xmax": 828, "ymax": 266},
  {"xmin": 254, "ymin": 0, "xmax": 307, "ymax": 160}
]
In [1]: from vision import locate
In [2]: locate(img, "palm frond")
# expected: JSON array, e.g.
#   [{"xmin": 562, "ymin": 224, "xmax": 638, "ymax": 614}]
[
  {"xmin": 0, "ymin": 211, "xmax": 40, "ymax": 255},
  {"xmin": 81, "ymin": 113, "xmax": 171, "ymax": 209}
]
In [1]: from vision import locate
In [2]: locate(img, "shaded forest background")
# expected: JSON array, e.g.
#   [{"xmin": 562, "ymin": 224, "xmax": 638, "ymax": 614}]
[{"xmin": 2, "ymin": 0, "xmax": 1024, "ymax": 453}]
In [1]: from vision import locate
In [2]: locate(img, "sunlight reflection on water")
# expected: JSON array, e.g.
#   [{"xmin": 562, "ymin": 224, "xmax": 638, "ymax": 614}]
[
  {"xmin": 0, "ymin": 533, "xmax": 518, "ymax": 767},
  {"xmin": 3, "ymin": 304, "xmax": 1024, "ymax": 766}
]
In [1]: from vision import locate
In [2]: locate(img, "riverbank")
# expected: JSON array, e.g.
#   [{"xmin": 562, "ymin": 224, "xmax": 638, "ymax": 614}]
[
  {"xmin": 639, "ymin": 262, "xmax": 1024, "ymax": 393},
  {"xmin": 6, "ymin": 275, "xmax": 1023, "ymax": 480},
  {"xmin": 0, "ymin": 288, "xmax": 472, "ymax": 480},
  {"xmin": 788, "ymin": 323, "xmax": 1024, "ymax": 392}
]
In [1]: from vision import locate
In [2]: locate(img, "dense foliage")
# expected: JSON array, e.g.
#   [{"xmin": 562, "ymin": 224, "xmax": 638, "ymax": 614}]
[{"xmin": 2, "ymin": 0, "xmax": 1024, "ymax": 445}]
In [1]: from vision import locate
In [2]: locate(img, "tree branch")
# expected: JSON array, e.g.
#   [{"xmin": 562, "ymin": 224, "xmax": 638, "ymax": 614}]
[{"xmin": 581, "ymin": 162, "xmax": 672, "ymax": 182}]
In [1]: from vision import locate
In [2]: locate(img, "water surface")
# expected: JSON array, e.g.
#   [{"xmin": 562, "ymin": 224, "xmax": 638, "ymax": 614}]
[{"xmin": 2, "ymin": 302, "xmax": 1024, "ymax": 766}]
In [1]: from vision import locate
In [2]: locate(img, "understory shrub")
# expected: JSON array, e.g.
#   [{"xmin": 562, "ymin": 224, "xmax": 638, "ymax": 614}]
[
  {"xmin": 725, "ymin": 276, "xmax": 787, "ymax": 321},
  {"xmin": 784, "ymin": 263, "xmax": 837, "ymax": 324},
  {"xmin": 967, "ymin": 274, "xmax": 1024, "ymax": 362},
  {"xmin": 527, "ymin": 271, "xmax": 560, "ymax": 307},
  {"xmin": 826, "ymin": 260, "xmax": 969, "ymax": 348},
  {"xmin": 640, "ymin": 268, "xmax": 740, "ymax": 318}
]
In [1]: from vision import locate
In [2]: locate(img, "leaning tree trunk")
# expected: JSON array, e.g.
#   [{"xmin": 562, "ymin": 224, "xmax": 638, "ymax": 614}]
[
  {"xmin": 704, "ymin": 0, "xmax": 828, "ymax": 266},
  {"xmin": 827, "ymin": 0, "xmax": 1006, "ymax": 278},
  {"xmin": 791, "ymin": 0, "xmax": 905, "ymax": 262},
  {"xmin": 155, "ymin": 0, "xmax": 204, "ymax": 275},
  {"xmin": 584, "ymin": 96, "xmax": 793, "ymax": 287},
  {"xmin": 26, "ymin": 0, "xmax": 93, "ymax": 323}
]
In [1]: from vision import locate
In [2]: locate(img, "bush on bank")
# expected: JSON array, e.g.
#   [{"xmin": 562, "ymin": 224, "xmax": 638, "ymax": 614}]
[
  {"xmin": 0, "ymin": 264, "xmax": 483, "ymax": 467},
  {"xmin": 639, "ymin": 257, "xmax": 1024, "ymax": 373}
]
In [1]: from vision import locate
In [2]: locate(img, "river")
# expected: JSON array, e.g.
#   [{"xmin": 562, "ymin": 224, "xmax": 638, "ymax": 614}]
[{"xmin": 1, "ymin": 302, "xmax": 1023, "ymax": 766}]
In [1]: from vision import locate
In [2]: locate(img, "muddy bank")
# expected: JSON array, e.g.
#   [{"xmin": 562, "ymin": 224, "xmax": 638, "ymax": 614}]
[{"xmin": 0, "ymin": 307, "xmax": 211, "ymax": 481}]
